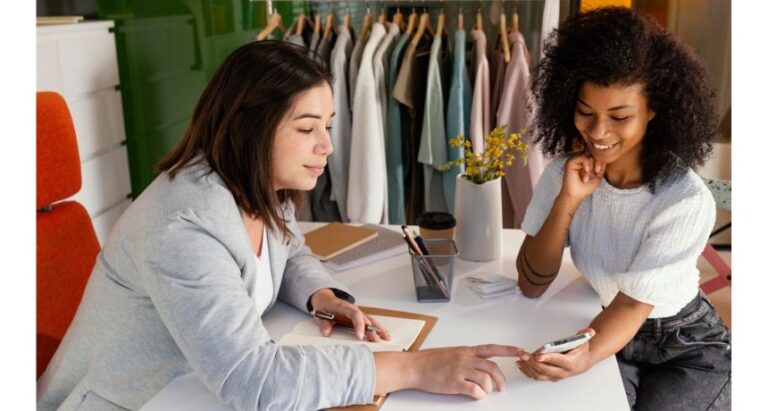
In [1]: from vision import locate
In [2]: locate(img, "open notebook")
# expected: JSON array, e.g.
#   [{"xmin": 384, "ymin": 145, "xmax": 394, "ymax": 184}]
[{"xmin": 279, "ymin": 315, "xmax": 426, "ymax": 352}]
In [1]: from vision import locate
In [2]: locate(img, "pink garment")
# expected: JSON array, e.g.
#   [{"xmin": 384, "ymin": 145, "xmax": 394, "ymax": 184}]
[
  {"xmin": 495, "ymin": 31, "xmax": 549, "ymax": 229},
  {"xmin": 470, "ymin": 29, "xmax": 490, "ymax": 154}
]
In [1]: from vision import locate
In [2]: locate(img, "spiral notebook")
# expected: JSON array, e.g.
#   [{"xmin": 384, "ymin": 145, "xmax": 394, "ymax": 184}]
[{"xmin": 323, "ymin": 225, "xmax": 407, "ymax": 272}]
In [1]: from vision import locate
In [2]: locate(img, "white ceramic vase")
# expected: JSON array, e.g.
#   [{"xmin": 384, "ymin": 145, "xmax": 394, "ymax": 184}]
[{"xmin": 453, "ymin": 174, "xmax": 502, "ymax": 262}]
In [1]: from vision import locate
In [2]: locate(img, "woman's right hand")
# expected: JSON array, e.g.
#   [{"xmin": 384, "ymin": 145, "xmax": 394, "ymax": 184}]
[
  {"xmin": 411, "ymin": 345, "xmax": 529, "ymax": 400},
  {"xmin": 561, "ymin": 154, "xmax": 606, "ymax": 202}
]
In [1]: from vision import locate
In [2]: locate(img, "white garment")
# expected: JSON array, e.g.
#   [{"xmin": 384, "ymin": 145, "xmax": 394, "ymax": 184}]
[
  {"xmin": 470, "ymin": 29, "xmax": 490, "ymax": 154},
  {"xmin": 348, "ymin": 40, "xmax": 365, "ymax": 110},
  {"xmin": 541, "ymin": 0, "xmax": 560, "ymax": 58},
  {"xmin": 521, "ymin": 157, "xmax": 716, "ymax": 318},
  {"xmin": 347, "ymin": 23, "xmax": 388, "ymax": 224},
  {"xmin": 328, "ymin": 26, "xmax": 354, "ymax": 222},
  {"xmin": 372, "ymin": 23, "xmax": 401, "ymax": 142},
  {"xmin": 253, "ymin": 228, "xmax": 273, "ymax": 315}
]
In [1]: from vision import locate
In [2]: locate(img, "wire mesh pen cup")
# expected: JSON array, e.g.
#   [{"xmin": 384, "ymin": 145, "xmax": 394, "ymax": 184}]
[{"xmin": 409, "ymin": 239, "xmax": 458, "ymax": 303}]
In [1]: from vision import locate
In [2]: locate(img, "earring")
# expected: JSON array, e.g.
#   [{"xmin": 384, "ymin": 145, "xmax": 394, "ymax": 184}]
[{"xmin": 571, "ymin": 138, "xmax": 585, "ymax": 153}]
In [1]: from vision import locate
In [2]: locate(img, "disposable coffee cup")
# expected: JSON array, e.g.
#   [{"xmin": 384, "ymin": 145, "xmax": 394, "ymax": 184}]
[{"xmin": 417, "ymin": 212, "xmax": 456, "ymax": 245}]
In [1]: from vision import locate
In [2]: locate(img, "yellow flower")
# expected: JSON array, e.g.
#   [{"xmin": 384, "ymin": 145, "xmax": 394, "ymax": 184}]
[{"xmin": 445, "ymin": 126, "xmax": 530, "ymax": 184}]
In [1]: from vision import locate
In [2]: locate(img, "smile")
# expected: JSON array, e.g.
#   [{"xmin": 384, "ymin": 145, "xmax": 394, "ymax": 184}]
[{"xmin": 593, "ymin": 142, "xmax": 618, "ymax": 151}]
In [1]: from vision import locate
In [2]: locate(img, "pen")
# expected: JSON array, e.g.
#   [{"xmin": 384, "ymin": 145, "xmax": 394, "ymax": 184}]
[
  {"xmin": 401, "ymin": 225, "xmax": 449, "ymax": 297},
  {"xmin": 312, "ymin": 310, "xmax": 381, "ymax": 333}
]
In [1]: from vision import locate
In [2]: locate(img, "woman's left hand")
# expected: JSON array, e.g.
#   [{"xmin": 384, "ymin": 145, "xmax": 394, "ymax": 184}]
[
  {"xmin": 309, "ymin": 288, "xmax": 391, "ymax": 342},
  {"xmin": 517, "ymin": 328, "xmax": 595, "ymax": 382}
]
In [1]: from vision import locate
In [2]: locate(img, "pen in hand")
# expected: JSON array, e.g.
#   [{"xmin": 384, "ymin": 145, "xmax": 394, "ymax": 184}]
[{"xmin": 312, "ymin": 310, "xmax": 381, "ymax": 333}]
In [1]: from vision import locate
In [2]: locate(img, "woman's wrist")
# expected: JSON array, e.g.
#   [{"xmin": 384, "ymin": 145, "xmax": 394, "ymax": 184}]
[
  {"xmin": 373, "ymin": 351, "xmax": 420, "ymax": 394},
  {"xmin": 309, "ymin": 288, "xmax": 335, "ymax": 311},
  {"xmin": 554, "ymin": 193, "xmax": 583, "ymax": 216}
]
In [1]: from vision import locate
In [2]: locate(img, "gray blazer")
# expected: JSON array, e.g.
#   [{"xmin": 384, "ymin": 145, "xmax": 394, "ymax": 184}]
[{"xmin": 37, "ymin": 159, "xmax": 376, "ymax": 411}]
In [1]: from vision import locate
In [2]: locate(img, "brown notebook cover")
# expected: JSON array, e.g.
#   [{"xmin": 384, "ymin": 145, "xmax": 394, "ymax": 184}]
[
  {"xmin": 326, "ymin": 307, "xmax": 439, "ymax": 411},
  {"xmin": 304, "ymin": 223, "xmax": 378, "ymax": 261}
]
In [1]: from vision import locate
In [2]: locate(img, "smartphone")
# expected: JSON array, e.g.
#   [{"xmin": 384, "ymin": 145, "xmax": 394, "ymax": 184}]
[{"xmin": 536, "ymin": 332, "xmax": 593, "ymax": 354}]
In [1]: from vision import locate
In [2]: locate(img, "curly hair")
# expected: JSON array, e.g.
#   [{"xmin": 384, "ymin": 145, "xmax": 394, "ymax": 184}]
[{"xmin": 530, "ymin": 7, "xmax": 718, "ymax": 187}]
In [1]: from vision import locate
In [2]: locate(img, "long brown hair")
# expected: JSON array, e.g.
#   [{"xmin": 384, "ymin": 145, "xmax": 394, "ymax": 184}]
[{"xmin": 157, "ymin": 40, "xmax": 332, "ymax": 239}]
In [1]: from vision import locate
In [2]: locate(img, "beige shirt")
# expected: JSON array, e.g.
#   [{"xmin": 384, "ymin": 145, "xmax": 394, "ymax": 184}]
[{"xmin": 470, "ymin": 29, "xmax": 491, "ymax": 154}]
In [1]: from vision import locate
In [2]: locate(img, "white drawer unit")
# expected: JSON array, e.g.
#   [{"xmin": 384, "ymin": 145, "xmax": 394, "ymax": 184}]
[{"xmin": 37, "ymin": 21, "xmax": 132, "ymax": 245}]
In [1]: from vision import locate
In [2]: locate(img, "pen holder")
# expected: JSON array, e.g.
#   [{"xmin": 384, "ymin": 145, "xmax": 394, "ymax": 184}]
[{"xmin": 409, "ymin": 239, "xmax": 458, "ymax": 303}]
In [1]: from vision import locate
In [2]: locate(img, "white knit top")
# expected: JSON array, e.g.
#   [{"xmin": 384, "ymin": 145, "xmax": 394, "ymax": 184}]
[{"xmin": 521, "ymin": 157, "xmax": 715, "ymax": 318}]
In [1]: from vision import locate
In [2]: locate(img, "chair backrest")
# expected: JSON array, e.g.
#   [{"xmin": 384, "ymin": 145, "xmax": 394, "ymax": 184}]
[{"xmin": 36, "ymin": 92, "xmax": 100, "ymax": 378}]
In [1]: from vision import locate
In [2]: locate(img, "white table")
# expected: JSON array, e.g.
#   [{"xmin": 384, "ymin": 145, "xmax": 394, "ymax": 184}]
[{"xmin": 142, "ymin": 224, "xmax": 629, "ymax": 411}]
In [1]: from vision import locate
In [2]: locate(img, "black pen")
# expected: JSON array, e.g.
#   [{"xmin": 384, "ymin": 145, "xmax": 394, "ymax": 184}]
[
  {"xmin": 312, "ymin": 310, "xmax": 381, "ymax": 333},
  {"xmin": 401, "ymin": 225, "xmax": 449, "ymax": 297}
]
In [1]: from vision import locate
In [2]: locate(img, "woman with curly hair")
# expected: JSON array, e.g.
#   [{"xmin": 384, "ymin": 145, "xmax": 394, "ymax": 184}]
[{"xmin": 514, "ymin": 7, "xmax": 730, "ymax": 410}]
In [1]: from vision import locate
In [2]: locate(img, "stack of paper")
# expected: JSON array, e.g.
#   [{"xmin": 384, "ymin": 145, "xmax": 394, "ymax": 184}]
[
  {"xmin": 279, "ymin": 315, "xmax": 426, "ymax": 352},
  {"xmin": 465, "ymin": 273, "xmax": 521, "ymax": 299}
]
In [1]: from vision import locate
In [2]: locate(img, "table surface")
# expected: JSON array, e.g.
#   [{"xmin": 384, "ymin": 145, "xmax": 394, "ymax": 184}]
[{"xmin": 142, "ymin": 224, "xmax": 630, "ymax": 411}]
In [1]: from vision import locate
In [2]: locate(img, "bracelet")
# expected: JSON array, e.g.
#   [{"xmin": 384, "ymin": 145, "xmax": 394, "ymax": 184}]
[{"xmin": 306, "ymin": 288, "xmax": 356, "ymax": 312}]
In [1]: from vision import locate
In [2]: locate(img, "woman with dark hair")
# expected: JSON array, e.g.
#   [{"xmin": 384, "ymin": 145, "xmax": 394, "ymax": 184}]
[
  {"xmin": 37, "ymin": 41, "xmax": 525, "ymax": 411},
  {"xmin": 514, "ymin": 7, "xmax": 730, "ymax": 410}
]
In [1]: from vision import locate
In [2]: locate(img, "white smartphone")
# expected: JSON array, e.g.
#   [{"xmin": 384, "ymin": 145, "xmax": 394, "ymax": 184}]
[{"xmin": 536, "ymin": 332, "xmax": 593, "ymax": 354}]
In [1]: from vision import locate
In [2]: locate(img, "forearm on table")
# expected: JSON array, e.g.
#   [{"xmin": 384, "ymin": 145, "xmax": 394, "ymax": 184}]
[
  {"xmin": 373, "ymin": 351, "xmax": 418, "ymax": 395},
  {"xmin": 586, "ymin": 292, "xmax": 654, "ymax": 367},
  {"xmin": 517, "ymin": 195, "xmax": 580, "ymax": 297}
]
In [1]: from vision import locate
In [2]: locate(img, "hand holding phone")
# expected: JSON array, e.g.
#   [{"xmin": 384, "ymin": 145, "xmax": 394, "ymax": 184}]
[{"xmin": 535, "ymin": 331, "xmax": 593, "ymax": 355}]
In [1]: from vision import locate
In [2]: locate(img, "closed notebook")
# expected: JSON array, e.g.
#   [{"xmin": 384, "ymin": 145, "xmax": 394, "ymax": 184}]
[{"xmin": 303, "ymin": 222, "xmax": 378, "ymax": 261}]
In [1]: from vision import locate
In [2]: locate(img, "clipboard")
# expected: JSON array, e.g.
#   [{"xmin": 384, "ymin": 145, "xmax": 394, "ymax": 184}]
[{"xmin": 326, "ymin": 306, "xmax": 438, "ymax": 411}]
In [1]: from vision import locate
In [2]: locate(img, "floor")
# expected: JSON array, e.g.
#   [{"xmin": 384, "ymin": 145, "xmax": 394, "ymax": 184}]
[{"xmin": 697, "ymin": 249, "xmax": 732, "ymax": 329}]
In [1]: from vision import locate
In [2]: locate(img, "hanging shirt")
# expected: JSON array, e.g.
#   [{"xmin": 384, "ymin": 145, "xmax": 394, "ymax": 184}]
[
  {"xmin": 385, "ymin": 32, "xmax": 411, "ymax": 224},
  {"xmin": 347, "ymin": 23, "xmax": 388, "ymax": 224},
  {"xmin": 393, "ymin": 33, "xmax": 432, "ymax": 224},
  {"xmin": 496, "ymin": 31, "xmax": 548, "ymax": 229},
  {"xmin": 309, "ymin": 31, "xmax": 321, "ymax": 58},
  {"xmin": 418, "ymin": 33, "xmax": 450, "ymax": 214},
  {"xmin": 444, "ymin": 29, "xmax": 472, "ymax": 214},
  {"xmin": 315, "ymin": 31, "xmax": 335, "ymax": 66},
  {"xmin": 310, "ymin": 30, "xmax": 342, "ymax": 223},
  {"xmin": 470, "ymin": 29, "xmax": 491, "ymax": 154},
  {"xmin": 327, "ymin": 26, "xmax": 354, "ymax": 222},
  {"xmin": 541, "ymin": 0, "xmax": 560, "ymax": 58},
  {"xmin": 348, "ymin": 39, "xmax": 365, "ymax": 110},
  {"xmin": 489, "ymin": 37, "xmax": 508, "ymax": 128},
  {"xmin": 253, "ymin": 228, "xmax": 273, "ymax": 316},
  {"xmin": 373, "ymin": 23, "xmax": 401, "ymax": 140}
]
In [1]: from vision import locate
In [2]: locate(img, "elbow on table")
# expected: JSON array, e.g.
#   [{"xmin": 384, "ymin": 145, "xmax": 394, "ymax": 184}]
[{"xmin": 519, "ymin": 281, "xmax": 546, "ymax": 298}]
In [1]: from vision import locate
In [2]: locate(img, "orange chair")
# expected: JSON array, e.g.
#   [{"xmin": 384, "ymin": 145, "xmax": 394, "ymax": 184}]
[{"xmin": 36, "ymin": 92, "xmax": 100, "ymax": 378}]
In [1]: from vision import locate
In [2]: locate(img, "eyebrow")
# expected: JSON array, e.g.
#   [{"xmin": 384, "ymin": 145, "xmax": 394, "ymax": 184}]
[
  {"xmin": 577, "ymin": 99, "xmax": 635, "ymax": 111},
  {"xmin": 292, "ymin": 112, "xmax": 336, "ymax": 121}
]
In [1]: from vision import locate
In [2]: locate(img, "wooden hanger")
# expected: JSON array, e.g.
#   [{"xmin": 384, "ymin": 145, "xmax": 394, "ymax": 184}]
[
  {"xmin": 343, "ymin": 7, "xmax": 351, "ymax": 29},
  {"xmin": 511, "ymin": 9, "xmax": 519, "ymax": 32},
  {"xmin": 256, "ymin": 11, "xmax": 285, "ymax": 41},
  {"xmin": 435, "ymin": 9, "xmax": 445, "ymax": 38},
  {"xmin": 393, "ymin": 5, "xmax": 404, "ymax": 31},
  {"xmin": 359, "ymin": 8, "xmax": 373, "ymax": 44},
  {"xmin": 475, "ymin": 7, "xmax": 483, "ymax": 32},
  {"xmin": 295, "ymin": 11, "xmax": 307, "ymax": 37},
  {"xmin": 313, "ymin": 13, "xmax": 321, "ymax": 35},
  {"xmin": 405, "ymin": 7, "xmax": 417, "ymax": 35},
  {"xmin": 378, "ymin": 8, "xmax": 387, "ymax": 25},
  {"xmin": 499, "ymin": 12, "xmax": 511, "ymax": 62},
  {"xmin": 410, "ymin": 9, "xmax": 432, "ymax": 46},
  {"xmin": 458, "ymin": 7, "xmax": 464, "ymax": 31},
  {"xmin": 323, "ymin": 10, "xmax": 335, "ymax": 39}
]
